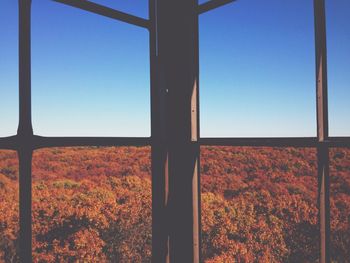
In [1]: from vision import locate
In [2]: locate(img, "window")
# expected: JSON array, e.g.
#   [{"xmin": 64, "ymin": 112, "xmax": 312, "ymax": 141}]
[
  {"xmin": 326, "ymin": 0, "xmax": 350, "ymax": 136},
  {"xmin": 32, "ymin": 147, "xmax": 151, "ymax": 261},
  {"xmin": 0, "ymin": 1, "xmax": 18, "ymax": 137},
  {"xmin": 31, "ymin": 0, "xmax": 150, "ymax": 136},
  {"xmin": 329, "ymin": 148, "xmax": 350, "ymax": 262},
  {"xmin": 201, "ymin": 147, "xmax": 319, "ymax": 262},
  {"xmin": 199, "ymin": 0, "xmax": 316, "ymax": 137},
  {"xmin": 0, "ymin": 150, "xmax": 19, "ymax": 262},
  {"xmin": 0, "ymin": 0, "xmax": 349, "ymax": 262}
]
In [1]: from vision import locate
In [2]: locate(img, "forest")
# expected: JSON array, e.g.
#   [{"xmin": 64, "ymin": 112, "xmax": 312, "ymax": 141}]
[{"xmin": 0, "ymin": 146, "xmax": 349, "ymax": 262}]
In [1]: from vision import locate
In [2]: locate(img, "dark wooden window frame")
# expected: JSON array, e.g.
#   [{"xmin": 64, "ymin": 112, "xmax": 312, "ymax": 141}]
[{"xmin": 0, "ymin": 0, "xmax": 349, "ymax": 262}]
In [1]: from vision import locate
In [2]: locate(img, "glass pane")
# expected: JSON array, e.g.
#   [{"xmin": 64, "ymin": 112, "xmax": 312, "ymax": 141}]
[
  {"xmin": 330, "ymin": 148, "xmax": 350, "ymax": 262},
  {"xmin": 32, "ymin": 146, "xmax": 151, "ymax": 262},
  {"xmin": 201, "ymin": 146, "xmax": 319, "ymax": 262},
  {"xmin": 89, "ymin": 0, "xmax": 148, "ymax": 19},
  {"xmin": 326, "ymin": 0, "xmax": 350, "ymax": 136},
  {"xmin": 199, "ymin": 0, "xmax": 316, "ymax": 137},
  {"xmin": 32, "ymin": 1, "xmax": 150, "ymax": 136},
  {"xmin": 0, "ymin": 1, "xmax": 18, "ymax": 137},
  {"xmin": 0, "ymin": 150, "xmax": 19, "ymax": 262}
]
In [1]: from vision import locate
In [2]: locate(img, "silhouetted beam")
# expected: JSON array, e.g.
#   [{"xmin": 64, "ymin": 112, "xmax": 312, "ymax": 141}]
[
  {"xmin": 32, "ymin": 136, "xmax": 151, "ymax": 149},
  {"xmin": 314, "ymin": 0, "xmax": 330, "ymax": 262},
  {"xmin": 153, "ymin": 0, "xmax": 200, "ymax": 261},
  {"xmin": 198, "ymin": 0, "xmax": 236, "ymax": 14},
  {"xmin": 18, "ymin": 1, "xmax": 33, "ymax": 262},
  {"xmin": 53, "ymin": 0, "xmax": 149, "ymax": 28},
  {"xmin": 149, "ymin": 0, "xmax": 170, "ymax": 261},
  {"xmin": 327, "ymin": 137, "xmax": 350, "ymax": 147},
  {"xmin": 200, "ymin": 137, "xmax": 318, "ymax": 147},
  {"xmin": 3, "ymin": 136, "xmax": 350, "ymax": 150},
  {"xmin": 0, "ymin": 136, "xmax": 18, "ymax": 150}
]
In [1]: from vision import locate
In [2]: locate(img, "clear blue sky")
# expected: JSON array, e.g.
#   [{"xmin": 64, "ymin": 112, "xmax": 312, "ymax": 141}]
[{"xmin": 0, "ymin": 0, "xmax": 349, "ymax": 137}]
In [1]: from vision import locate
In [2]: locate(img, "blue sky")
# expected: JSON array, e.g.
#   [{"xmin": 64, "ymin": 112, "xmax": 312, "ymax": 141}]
[{"xmin": 0, "ymin": 0, "xmax": 349, "ymax": 137}]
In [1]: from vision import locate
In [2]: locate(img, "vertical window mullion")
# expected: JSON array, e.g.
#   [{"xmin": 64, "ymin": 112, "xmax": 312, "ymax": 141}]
[
  {"xmin": 149, "ymin": 0, "xmax": 170, "ymax": 261},
  {"xmin": 18, "ymin": 0, "xmax": 33, "ymax": 261},
  {"xmin": 317, "ymin": 144, "xmax": 330, "ymax": 263},
  {"xmin": 18, "ymin": 148, "xmax": 33, "ymax": 262},
  {"xmin": 18, "ymin": 0, "xmax": 33, "ymax": 137},
  {"xmin": 314, "ymin": 0, "xmax": 331, "ymax": 262},
  {"xmin": 151, "ymin": 0, "xmax": 200, "ymax": 261}
]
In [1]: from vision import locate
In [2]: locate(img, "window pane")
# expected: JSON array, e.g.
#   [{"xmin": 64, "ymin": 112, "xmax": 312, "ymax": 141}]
[
  {"xmin": 330, "ymin": 148, "xmax": 350, "ymax": 262},
  {"xmin": 201, "ymin": 146, "xmax": 319, "ymax": 262},
  {"xmin": 32, "ymin": 146, "xmax": 151, "ymax": 261},
  {"xmin": 0, "ymin": 1, "xmax": 18, "ymax": 137},
  {"xmin": 89, "ymin": 0, "xmax": 148, "ymax": 19},
  {"xmin": 0, "ymin": 150, "xmax": 19, "ymax": 262},
  {"xmin": 32, "ymin": 1, "xmax": 150, "ymax": 136},
  {"xmin": 199, "ymin": 0, "xmax": 316, "ymax": 137},
  {"xmin": 326, "ymin": 0, "xmax": 350, "ymax": 136}
]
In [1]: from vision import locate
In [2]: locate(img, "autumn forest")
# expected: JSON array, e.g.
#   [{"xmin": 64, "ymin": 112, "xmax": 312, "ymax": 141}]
[{"xmin": 0, "ymin": 146, "xmax": 349, "ymax": 262}]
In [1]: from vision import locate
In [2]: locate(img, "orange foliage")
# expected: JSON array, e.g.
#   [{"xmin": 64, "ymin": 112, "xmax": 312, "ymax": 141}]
[
  {"xmin": 201, "ymin": 147, "xmax": 320, "ymax": 262},
  {"xmin": 0, "ymin": 146, "xmax": 349, "ymax": 262},
  {"xmin": 329, "ymin": 148, "xmax": 350, "ymax": 263},
  {"xmin": 0, "ymin": 151, "xmax": 19, "ymax": 263}
]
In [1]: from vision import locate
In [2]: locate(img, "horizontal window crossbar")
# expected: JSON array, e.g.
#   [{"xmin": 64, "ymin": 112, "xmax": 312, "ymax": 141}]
[
  {"xmin": 200, "ymin": 137, "xmax": 318, "ymax": 147},
  {"xmin": 0, "ymin": 135, "xmax": 17, "ymax": 149},
  {"xmin": 326, "ymin": 137, "xmax": 350, "ymax": 147},
  {"xmin": 1, "ymin": 136, "xmax": 349, "ymax": 150},
  {"xmin": 33, "ymin": 136, "xmax": 151, "ymax": 148},
  {"xmin": 53, "ymin": 0, "xmax": 149, "ymax": 29},
  {"xmin": 0, "ymin": 135, "xmax": 151, "ymax": 150},
  {"xmin": 200, "ymin": 137, "xmax": 350, "ymax": 148}
]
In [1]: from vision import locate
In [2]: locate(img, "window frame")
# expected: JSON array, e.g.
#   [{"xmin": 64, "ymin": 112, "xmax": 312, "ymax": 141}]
[{"xmin": 0, "ymin": 0, "xmax": 349, "ymax": 262}]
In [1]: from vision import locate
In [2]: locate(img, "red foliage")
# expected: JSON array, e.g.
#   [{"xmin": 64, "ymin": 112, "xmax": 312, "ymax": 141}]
[{"xmin": 0, "ymin": 146, "xmax": 349, "ymax": 262}]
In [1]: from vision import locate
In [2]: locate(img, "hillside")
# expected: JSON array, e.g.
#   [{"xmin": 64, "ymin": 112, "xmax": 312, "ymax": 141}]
[{"xmin": 0, "ymin": 146, "xmax": 349, "ymax": 262}]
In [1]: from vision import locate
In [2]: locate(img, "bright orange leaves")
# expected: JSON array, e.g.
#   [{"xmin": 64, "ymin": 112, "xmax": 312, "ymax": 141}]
[
  {"xmin": 0, "ymin": 147, "xmax": 349, "ymax": 262},
  {"xmin": 201, "ymin": 147, "xmax": 319, "ymax": 262},
  {"xmin": 1, "ymin": 147, "xmax": 152, "ymax": 263},
  {"xmin": 329, "ymin": 148, "xmax": 350, "ymax": 262}
]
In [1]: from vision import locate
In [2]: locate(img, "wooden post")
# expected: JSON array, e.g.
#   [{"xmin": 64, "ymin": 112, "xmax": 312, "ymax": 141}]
[
  {"xmin": 18, "ymin": 0, "xmax": 33, "ymax": 137},
  {"xmin": 151, "ymin": 0, "xmax": 200, "ymax": 262},
  {"xmin": 18, "ymin": 0, "xmax": 33, "ymax": 262},
  {"xmin": 150, "ymin": 0, "xmax": 170, "ymax": 261},
  {"xmin": 18, "ymin": 148, "xmax": 33, "ymax": 263},
  {"xmin": 314, "ymin": 0, "xmax": 330, "ymax": 262}
]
